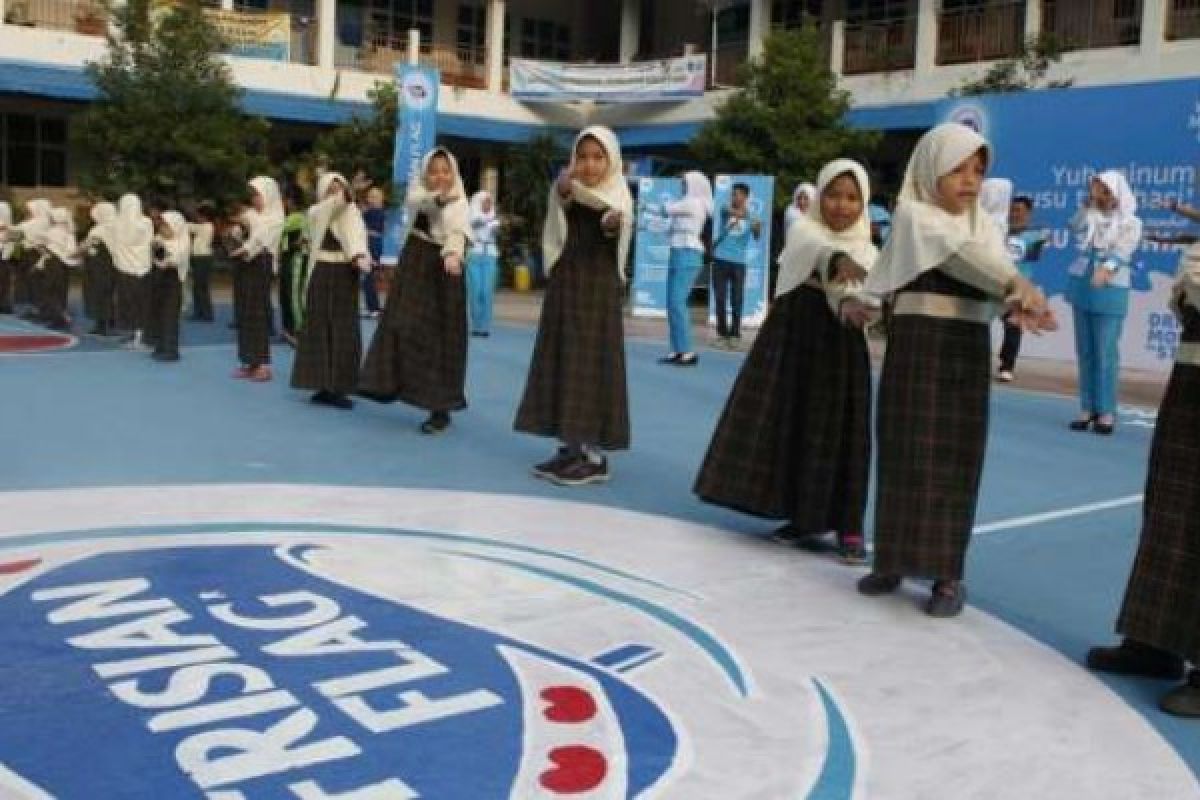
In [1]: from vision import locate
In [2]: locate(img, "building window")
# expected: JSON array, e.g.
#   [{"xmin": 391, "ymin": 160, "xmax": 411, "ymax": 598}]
[
  {"xmin": 1, "ymin": 113, "xmax": 68, "ymax": 188},
  {"xmin": 842, "ymin": 0, "xmax": 917, "ymax": 74},
  {"xmin": 771, "ymin": 0, "xmax": 823, "ymax": 29},
  {"xmin": 1042, "ymin": 0, "xmax": 1142, "ymax": 51},
  {"xmin": 1168, "ymin": 0, "xmax": 1200, "ymax": 40},
  {"xmin": 456, "ymin": 1, "xmax": 487, "ymax": 63},
  {"xmin": 518, "ymin": 16, "xmax": 569, "ymax": 60},
  {"xmin": 367, "ymin": 0, "xmax": 434, "ymax": 52},
  {"xmin": 937, "ymin": 0, "xmax": 1026, "ymax": 65}
]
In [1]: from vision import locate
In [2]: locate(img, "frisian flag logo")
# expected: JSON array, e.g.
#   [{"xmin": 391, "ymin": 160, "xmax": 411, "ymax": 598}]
[{"xmin": 0, "ymin": 544, "xmax": 679, "ymax": 798}]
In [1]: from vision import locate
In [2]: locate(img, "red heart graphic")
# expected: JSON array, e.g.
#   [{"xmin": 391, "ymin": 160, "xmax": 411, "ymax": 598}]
[
  {"xmin": 541, "ymin": 686, "xmax": 598, "ymax": 724},
  {"xmin": 0, "ymin": 558, "xmax": 41, "ymax": 575},
  {"xmin": 538, "ymin": 745, "xmax": 607, "ymax": 794}
]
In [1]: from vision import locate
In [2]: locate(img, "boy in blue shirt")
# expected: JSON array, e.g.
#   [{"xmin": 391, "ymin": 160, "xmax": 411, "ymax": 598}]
[
  {"xmin": 997, "ymin": 195, "xmax": 1049, "ymax": 381},
  {"xmin": 712, "ymin": 182, "xmax": 761, "ymax": 348}
]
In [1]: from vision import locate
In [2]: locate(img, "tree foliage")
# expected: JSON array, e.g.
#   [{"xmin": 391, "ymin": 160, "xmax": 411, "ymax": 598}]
[
  {"xmin": 73, "ymin": 0, "xmax": 270, "ymax": 210},
  {"xmin": 690, "ymin": 26, "xmax": 878, "ymax": 209},
  {"xmin": 313, "ymin": 81, "xmax": 399, "ymax": 190},
  {"xmin": 951, "ymin": 34, "xmax": 1074, "ymax": 96}
]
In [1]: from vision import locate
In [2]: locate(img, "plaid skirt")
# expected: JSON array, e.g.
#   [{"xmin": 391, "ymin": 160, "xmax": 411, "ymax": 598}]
[
  {"xmin": 13, "ymin": 251, "xmax": 35, "ymax": 306},
  {"xmin": 0, "ymin": 257, "xmax": 12, "ymax": 311},
  {"xmin": 872, "ymin": 313, "xmax": 991, "ymax": 581},
  {"xmin": 291, "ymin": 260, "xmax": 362, "ymax": 394},
  {"xmin": 1116, "ymin": 356, "xmax": 1200, "ymax": 662},
  {"xmin": 83, "ymin": 249, "xmax": 116, "ymax": 325},
  {"xmin": 115, "ymin": 271, "xmax": 149, "ymax": 332},
  {"xmin": 236, "ymin": 254, "xmax": 273, "ymax": 368},
  {"xmin": 513, "ymin": 240, "xmax": 629, "ymax": 450},
  {"xmin": 37, "ymin": 258, "xmax": 69, "ymax": 326},
  {"xmin": 694, "ymin": 286, "xmax": 871, "ymax": 533},
  {"xmin": 359, "ymin": 236, "xmax": 468, "ymax": 412}
]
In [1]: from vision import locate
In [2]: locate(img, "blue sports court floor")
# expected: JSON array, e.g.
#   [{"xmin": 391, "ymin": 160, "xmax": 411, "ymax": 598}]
[{"xmin": 0, "ymin": 299, "xmax": 1195, "ymax": 799}]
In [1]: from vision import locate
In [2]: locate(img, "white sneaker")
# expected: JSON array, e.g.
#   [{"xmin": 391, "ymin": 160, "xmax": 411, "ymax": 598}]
[{"xmin": 996, "ymin": 369, "xmax": 1014, "ymax": 383}]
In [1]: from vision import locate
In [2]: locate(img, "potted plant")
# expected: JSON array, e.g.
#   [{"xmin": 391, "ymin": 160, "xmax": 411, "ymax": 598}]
[{"xmin": 501, "ymin": 133, "xmax": 566, "ymax": 288}]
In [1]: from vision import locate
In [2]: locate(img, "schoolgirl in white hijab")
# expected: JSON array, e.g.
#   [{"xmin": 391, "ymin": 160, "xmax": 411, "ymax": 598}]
[
  {"xmin": 783, "ymin": 182, "xmax": 817, "ymax": 234},
  {"xmin": 359, "ymin": 147, "xmax": 473, "ymax": 433},
  {"xmin": 1064, "ymin": 169, "xmax": 1143, "ymax": 433},
  {"xmin": 979, "ymin": 177, "xmax": 1013, "ymax": 240},
  {"xmin": 33, "ymin": 207, "xmax": 79, "ymax": 330},
  {"xmin": 108, "ymin": 193, "xmax": 154, "ymax": 347},
  {"xmin": 697, "ymin": 158, "xmax": 878, "ymax": 562},
  {"xmin": 231, "ymin": 176, "xmax": 284, "ymax": 381},
  {"xmin": 292, "ymin": 171, "xmax": 369, "ymax": 410},
  {"xmin": 0, "ymin": 202, "xmax": 14, "ymax": 313},
  {"xmin": 80, "ymin": 202, "xmax": 119, "ymax": 334},
  {"xmin": 146, "ymin": 210, "xmax": 190, "ymax": 361},
  {"xmin": 859, "ymin": 123, "xmax": 1051, "ymax": 619},
  {"xmin": 13, "ymin": 199, "xmax": 51, "ymax": 313},
  {"xmin": 659, "ymin": 170, "xmax": 713, "ymax": 365},
  {"xmin": 467, "ymin": 189, "xmax": 502, "ymax": 337},
  {"xmin": 515, "ymin": 126, "xmax": 634, "ymax": 486}
]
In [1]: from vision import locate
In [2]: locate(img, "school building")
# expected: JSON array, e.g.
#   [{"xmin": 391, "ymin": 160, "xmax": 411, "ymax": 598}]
[{"xmin": 0, "ymin": 0, "xmax": 1197, "ymax": 200}]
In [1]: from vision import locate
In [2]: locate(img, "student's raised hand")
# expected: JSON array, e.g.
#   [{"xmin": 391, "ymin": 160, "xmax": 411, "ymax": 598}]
[
  {"xmin": 556, "ymin": 169, "xmax": 573, "ymax": 199},
  {"xmin": 830, "ymin": 254, "xmax": 868, "ymax": 285},
  {"xmin": 839, "ymin": 298, "xmax": 874, "ymax": 329},
  {"xmin": 443, "ymin": 253, "xmax": 463, "ymax": 276},
  {"xmin": 601, "ymin": 210, "xmax": 622, "ymax": 233}
]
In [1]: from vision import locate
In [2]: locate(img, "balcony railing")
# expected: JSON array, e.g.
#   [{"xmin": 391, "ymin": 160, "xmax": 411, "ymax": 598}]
[
  {"xmin": 843, "ymin": 16, "xmax": 917, "ymax": 74},
  {"xmin": 709, "ymin": 40, "xmax": 749, "ymax": 87},
  {"xmin": 1042, "ymin": 0, "xmax": 1142, "ymax": 51},
  {"xmin": 336, "ymin": 36, "xmax": 488, "ymax": 89},
  {"xmin": 1168, "ymin": 0, "xmax": 1200, "ymax": 40},
  {"xmin": 3, "ymin": 0, "xmax": 105, "ymax": 35},
  {"xmin": 937, "ymin": 2, "xmax": 1026, "ymax": 65}
]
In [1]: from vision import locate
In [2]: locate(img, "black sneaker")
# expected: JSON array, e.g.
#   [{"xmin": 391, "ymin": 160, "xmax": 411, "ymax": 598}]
[
  {"xmin": 926, "ymin": 581, "xmax": 967, "ymax": 618},
  {"xmin": 327, "ymin": 393, "xmax": 354, "ymax": 410},
  {"xmin": 676, "ymin": 353, "xmax": 698, "ymax": 367},
  {"xmin": 420, "ymin": 411, "xmax": 451, "ymax": 434},
  {"xmin": 550, "ymin": 455, "xmax": 610, "ymax": 487},
  {"xmin": 532, "ymin": 447, "xmax": 573, "ymax": 480},
  {"xmin": 1086, "ymin": 639, "xmax": 1185, "ymax": 680},
  {"xmin": 657, "ymin": 354, "xmax": 681, "ymax": 365},
  {"xmin": 858, "ymin": 573, "xmax": 902, "ymax": 596},
  {"xmin": 1160, "ymin": 670, "xmax": 1200, "ymax": 718}
]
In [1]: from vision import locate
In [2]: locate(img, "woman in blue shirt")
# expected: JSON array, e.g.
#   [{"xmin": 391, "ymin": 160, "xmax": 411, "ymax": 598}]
[
  {"xmin": 658, "ymin": 171, "xmax": 712, "ymax": 366},
  {"xmin": 1066, "ymin": 171, "xmax": 1143, "ymax": 435},
  {"xmin": 467, "ymin": 190, "xmax": 501, "ymax": 337}
]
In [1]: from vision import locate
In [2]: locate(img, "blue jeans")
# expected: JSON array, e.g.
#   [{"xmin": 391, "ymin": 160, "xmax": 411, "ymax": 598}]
[
  {"xmin": 667, "ymin": 248, "xmax": 703, "ymax": 354},
  {"xmin": 467, "ymin": 252, "xmax": 498, "ymax": 333},
  {"xmin": 1072, "ymin": 307, "xmax": 1124, "ymax": 416}
]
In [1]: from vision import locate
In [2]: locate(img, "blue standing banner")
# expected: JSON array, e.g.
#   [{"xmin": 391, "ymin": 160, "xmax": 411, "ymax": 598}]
[
  {"xmin": 631, "ymin": 176, "xmax": 682, "ymax": 318},
  {"xmin": 709, "ymin": 175, "xmax": 774, "ymax": 330},
  {"xmin": 382, "ymin": 64, "xmax": 440, "ymax": 266}
]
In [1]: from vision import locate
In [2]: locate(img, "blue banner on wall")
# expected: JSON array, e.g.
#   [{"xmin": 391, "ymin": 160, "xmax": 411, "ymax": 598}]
[
  {"xmin": 710, "ymin": 175, "xmax": 774, "ymax": 330},
  {"xmin": 631, "ymin": 176, "xmax": 683, "ymax": 318},
  {"xmin": 939, "ymin": 78, "xmax": 1200, "ymax": 370},
  {"xmin": 382, "ymin": 64, "xmax": 440, "ymax": 266}
]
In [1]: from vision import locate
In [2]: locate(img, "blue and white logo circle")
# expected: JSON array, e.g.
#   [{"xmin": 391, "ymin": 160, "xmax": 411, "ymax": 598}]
[
  {"xmin": 947, "ymin": 103, "xmax": 989, "ymax": 137},
  {"xmin": 0, "ymin": 486, "xmax": 1194, "ymax": 799},
  {"xmin": 401, "ymin": 72, "xmax": 436, "ymax": 112}
]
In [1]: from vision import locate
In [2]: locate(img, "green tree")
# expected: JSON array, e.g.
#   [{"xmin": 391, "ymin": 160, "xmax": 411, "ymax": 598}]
[
  {"xmin": 73, "ymin": 0, "xmax": 269, "ymax": 210},
  {"xmin": 501, "ymin": 132, "xmax": 567, "ymax": 271},
  {"xmin": 313, "ymin": 81, "xmax": 399, "ymax": 190},
  {"xmin": 951, "ymin": 34, "xmax": 1074, "ymax": 96},
  {"xmin": 690, "ymin": 26, "xmax": 878, "ymax": 210}
]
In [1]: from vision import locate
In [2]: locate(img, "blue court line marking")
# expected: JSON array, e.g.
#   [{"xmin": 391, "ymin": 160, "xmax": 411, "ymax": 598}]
[
  {"xmin": 593, "ymin": 643, "xmax": 656, "ymax": 669},
  {"xmin": 438, "ymin": 549, "xmax": 751, "ymax": 699},
  {"xmin": 807, "ymin": 679, "xmax": 857, "ymax": 800},
  {"xmin": 0, "ymin": 520, "xmax": 697, "ymax": 600}
]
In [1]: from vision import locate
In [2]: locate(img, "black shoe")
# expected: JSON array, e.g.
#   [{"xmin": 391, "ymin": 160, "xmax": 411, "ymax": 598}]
[
  {"xmin": 532, "ymin": 447, "xmax": 574, "ymax": 480},
  {"xmin": 311, "ymin": 390, "xmax": 334, "ymax": 406},
  {"xmin": 1093, "ymin": 421, "xmax": 1116, "ymax": 435},
  {"xmin": 550, "ymin": 455, "xmax": 610, "ymax": 486},
  {"xmin": 858, "ymin": 573, "xmax": 902, "ymax": 596},
  {"xmin": 356, "ymin": 388, "xmax": 398, "ymax": 404},
  {"xmin": 1160, "ymin": 671, "xmax": 1200, "ymax": 718},
  {"xmin": 658, "ymin": 353, "xmax": 681, "ymax": 365},
  {"xmin": 676, "ymin": 353, "xmax": 698, "ymax": 367},
  {"xmin": 926, "ymin": 581, "xmax": 967, "ymax": 618},
  {"xmin": 1069, "ymin": 414, "xmax": 1096, "ymax": 432},
  {"xmin": 420, "ymin": 411, "xmax": 451, "ymax": 434},
  {"xmin": 1086, "ymin": 639, "xmax": 1185, "ymax": 680},
  {"xmin": 327, "ymin": 393, "xmax": 353, "ymax": 410}
]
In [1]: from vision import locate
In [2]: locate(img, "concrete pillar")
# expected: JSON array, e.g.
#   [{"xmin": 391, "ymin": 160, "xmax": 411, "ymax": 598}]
[
  {"xmin": 1024, "ymin": 0, "xmax": 1042, "ymax": 40},
  {"xmin": 316, "ymin": 0, "xmax": 335, "ymax": 70},
  {"xmin": 619, "ymin": 0, "xmax": 640, "ymax": 63},
  {"xmin": 1139, "ymin": 0, "xmax": 1166, "ymax": 58},
  {"xmin": 829, "ymin": 18, "xmax": 844, "ymax": 77},
  {"xmin": 407, "ymin": 27, "xmax": 420, "ymax": 64},
  {"xmin": 914, "ymin": 0, "xmax": 938, "ymax": 76},
  {"xmin": 747, "ymin": 0, "xmax": 770, "ymax": 60},
  {"xmin": 485, "ymin": 0, "xmax": 506, "ymax": 92}
]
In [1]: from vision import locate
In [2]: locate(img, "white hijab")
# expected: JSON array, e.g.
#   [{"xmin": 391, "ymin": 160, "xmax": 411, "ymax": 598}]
[
  {"xmin": 784, "ymin": 182, "xmax": 818, "ymax": 232},
  {"xmin": 0, "ymin": 202, "xmax": 12, "ymax": 261},
  {"xmin": 245, "ymin": 175, "xmax": 286, "ymax": 265},
  {"xmin": 407, "ymin": 147, "xmax": 471, "ymax": 249},
  {"xmin": 980, "ymin": 177, "xmax": 1013, "ymax": 240},
  {"xmin": 112, "ymin": 193, "xmax": 153, "ymax": 276},
  {"xmin": 44, "ymin": 207, "xmax": 80, "ymax": 267},
  {"xmin": 307, "ymin": 171, "xmax": 369, "ymax": 292},
  {"xmin": 866, "ymin": 123, "xmax": 1008, "ymax": 296},
  {"xmin": 157, "ymin": 211, "xmax": 191, "ymax": 282},
  {"xmin": 681, "ymin": 171, "xmax": 714, "ymax": 217},
  {"xmin": 469, "ymin": 190, "xmax": 497, "ymax": 224},
  {"xmin": 543, "ymin": 125, "xmax": 634, "ymax": 281},
  {"xmin": 18, "ymin": 199, "xmax": 52, "ymax": 248},
  {"xmin": 1083, "ymin": 170, "xmax": 1139, "ymax": 251},
  {"xmin": 86, "ymin": 202, "xmax": 118, "ymax": 254},
  {"xmin": 776, "ymin": 159, "xmax": 878, "ymax": 298}
]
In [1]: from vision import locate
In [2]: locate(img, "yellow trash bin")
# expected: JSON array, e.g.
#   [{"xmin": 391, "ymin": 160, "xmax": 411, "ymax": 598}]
[{"xmin": 513, "ymin": 264, "xmax": 532, "ymax": 292}]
